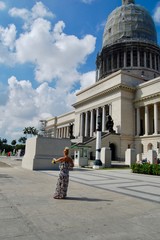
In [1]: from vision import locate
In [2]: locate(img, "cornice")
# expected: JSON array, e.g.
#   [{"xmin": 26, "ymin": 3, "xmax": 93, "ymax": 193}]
[
  {"xmin": 134, "ymin": 93, "xmax": 160, "ymax": 103},
  {"xmin": 73, "ymin": 83, "xmax": 135, "ymax": 108}
]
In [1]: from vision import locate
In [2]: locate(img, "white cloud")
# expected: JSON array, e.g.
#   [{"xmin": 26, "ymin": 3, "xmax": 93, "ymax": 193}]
[
  {"xmin": 81, "ymin": 0, "xmax": 95, "ymax": 4},
  {"xmin": 0, "ymin": 24, "xmax": 16, "ymax": 50},
  {"xmin": 0, "ymin": 1, "xmax": 6, "ymax": 10},
  {"xmin": 15, "ymin": 18, "xmax": 96, "ymax": 85},
  {"xmin": 0, "ymin": 2, "xmax": 96, "ymax": 142},
  {"xmin": 153, "ymin": 4, "xmax": 160, "ymax": 23},
  {"xmin": 0, "ymin": 76, "xmax": 75, "ymax": 142},
  {"xmin": 9, "ymin": 1, "xmax": 55, "ymax": 30},
  {"xmin": 9, "ymin": 8, "xmax": 29, "ymax": 21},
  {"xmin": 31, "ymin": 1, "xmax": 54, "ymax": 19},
  {"xmin": 0, "ymin": 24, "xmax": 16, "ymax": 65},
  {"xmin": 79, "ymin": 71, "xmax": 96, "ymax": 90}
]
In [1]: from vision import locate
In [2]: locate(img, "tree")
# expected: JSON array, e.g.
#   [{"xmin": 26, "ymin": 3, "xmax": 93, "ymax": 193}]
[
  {"xmin": 32, "ymin": 127, "xmax": 38, "ymax": 136},
  {"xmin": 23, "ymin": 127, "xmax": 29, "ymax": 138},
  {"xmin": 2, "ymin": 138, "xmax": 7, "ymax": 144},
  {"xmin": 23, "ymin": 126, "xmax": 38, "ymax": 138},
  {"xmin": 11, "ymin": 140, "xmax": 17, "ymax": 146},
  {"xmin": 18, "ymin": 137, "xmax": 27, "ymax": 144}
]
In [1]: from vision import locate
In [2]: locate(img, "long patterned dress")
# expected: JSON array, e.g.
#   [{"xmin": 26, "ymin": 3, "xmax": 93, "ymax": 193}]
[{"xmin": 53, "ymin": 161, "xmax": 70, "ymax": 199}]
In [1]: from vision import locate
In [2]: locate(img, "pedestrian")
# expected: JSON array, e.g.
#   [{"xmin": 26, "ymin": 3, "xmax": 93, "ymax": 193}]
[{"xmin": 52, "ymin": 147, "xmax": 74, "ymax": 199}]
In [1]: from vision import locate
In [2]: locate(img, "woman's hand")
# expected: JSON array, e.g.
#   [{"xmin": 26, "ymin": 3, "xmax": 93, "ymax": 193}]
[{"xmin": 52, "ymin": 158, "xmax": 56, "ymax": 164}]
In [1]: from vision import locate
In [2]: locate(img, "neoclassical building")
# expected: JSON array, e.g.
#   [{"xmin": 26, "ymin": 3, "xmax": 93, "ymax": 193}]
[{"xmin": 44, "ymin": 0, "xmax": 160, "ymax": 161}]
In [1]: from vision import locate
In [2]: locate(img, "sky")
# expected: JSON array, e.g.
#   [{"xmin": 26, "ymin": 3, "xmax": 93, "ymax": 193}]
[{"xmin": 0, "ymin": 0, "xmax": 160, "ymax": 143}]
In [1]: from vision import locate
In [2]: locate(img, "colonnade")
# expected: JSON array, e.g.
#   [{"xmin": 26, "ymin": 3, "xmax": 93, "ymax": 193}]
[
  {"xmin": 56, "ymin": 126, "xmax": 70, "ymax": 138},
  {"xmin": 102, "ymin": 50, "xmax": 159, "ymax": 74},
  {"xmin": 96, "ymin": 44, "xmax": 160, "ymax": 81},
  {"xmin": 136, "ymin": 102, "xmax": 160, "ymax": 136},
  {"xmin": 79, "ymin": 104, "xmax": 112, "ymax": 138}
]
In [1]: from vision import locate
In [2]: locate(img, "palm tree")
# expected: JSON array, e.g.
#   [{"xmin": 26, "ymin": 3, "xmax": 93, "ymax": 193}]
[
  {"xmin": 23, "ymin": 126, "xmax": 38, "ymax": 138},
  {"xmin": 28, "ymin": 127, "xmax": 34, "ymax": 136},
  {"xmin": 23, "ymin": 127, "xmax": 29, "ymax": 138},
  {"xmin": 32, "ymin": 127, "xmax": 38, "ymax": 136}
]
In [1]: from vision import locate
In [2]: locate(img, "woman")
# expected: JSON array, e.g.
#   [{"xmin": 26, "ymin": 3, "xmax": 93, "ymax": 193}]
[{"xmin": 52, "ymin": 147, "xmax": 74, "ymax": 199}]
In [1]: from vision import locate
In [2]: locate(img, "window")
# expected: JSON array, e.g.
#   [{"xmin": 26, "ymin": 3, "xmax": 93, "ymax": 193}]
[
  {"xmin": 146, "ymin": 52, "xmax": 150, "ymax": 68},
  {"xmin": 133, "ymin": 48, "xmax": 138, "ymax": 66},
  {"xmin": 156, "ymin": 55, "xmax": 159, "ymax": 70},
  {"xmin": 152, "ymin": 53, "xmax": 155, "ymax": 69},
  {"xmin": 126, "ymin": 50, "xmax": 131, "ymax": 67},
  {"xmin": 108, "ymin": 55, "xmax": 111, "ymax": 70},
  {"xmin": 140, "ymin": 51, "xmax": 144, "ymax": 67},
  {"xmin": 119, "ymin": 51, "xmax": 124, "ymax": 68},
  {"xmin": 108, "ymin": 28, "xmax": 111, "ymax": 34},
  {"xmin": 113, "ymin": 53, "xmax": 117, "ymax": 69}
]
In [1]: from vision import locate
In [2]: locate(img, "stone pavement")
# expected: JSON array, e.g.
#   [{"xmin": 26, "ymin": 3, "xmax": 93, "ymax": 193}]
[{"xmin": 0, "ymin": 157, "xmax": 160, "ymax": 240}]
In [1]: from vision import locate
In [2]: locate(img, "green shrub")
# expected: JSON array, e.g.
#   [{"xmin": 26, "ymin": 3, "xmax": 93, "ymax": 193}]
[{"xmin": 131, "ymin": 163, "xmax": 160, "ymax": 176}]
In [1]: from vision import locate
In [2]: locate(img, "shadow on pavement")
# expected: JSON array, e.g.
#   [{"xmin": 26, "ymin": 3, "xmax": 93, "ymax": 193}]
[{"xmin": 65, "ymin": 197, "xmax": 113, "ymax": 202}]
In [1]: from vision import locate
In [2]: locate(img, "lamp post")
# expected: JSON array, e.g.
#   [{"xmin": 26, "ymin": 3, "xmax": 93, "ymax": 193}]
[{"xmin": 93, "ymin": 114, "xmax": 103, "ymax": 169}]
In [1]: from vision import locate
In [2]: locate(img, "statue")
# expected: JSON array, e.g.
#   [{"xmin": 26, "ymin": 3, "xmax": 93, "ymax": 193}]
[
  {"xmin": 69, "ymin": 123, "xmax": 75, "ymax": 139},
  {"xmin": 106, "ymin": 115, "xmax": 114, "ymax": 133}
]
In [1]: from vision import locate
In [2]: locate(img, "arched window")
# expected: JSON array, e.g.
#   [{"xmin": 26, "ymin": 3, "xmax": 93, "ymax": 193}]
[{"xmin": 147, "ymin": 143, "xmax": 153, "ymax": 150}]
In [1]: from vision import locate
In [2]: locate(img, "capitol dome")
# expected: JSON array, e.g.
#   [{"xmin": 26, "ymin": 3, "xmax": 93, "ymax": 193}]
[
  {"xmin": 103, "ymin": 0, "xmax": 157, "ymax": 48},
  {"xmin": 96, "ymin": 0, "xmax": 160, "ymax": 82}
]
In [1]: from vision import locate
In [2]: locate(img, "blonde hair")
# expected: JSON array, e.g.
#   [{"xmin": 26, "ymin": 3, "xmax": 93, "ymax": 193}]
[
  {"xmin": 64, "ymin": 147, "xmax": 69, "ymax": 155},
  {"xmin": 64, "ymin": 147, "xmax": 69, "ymax": 150}
]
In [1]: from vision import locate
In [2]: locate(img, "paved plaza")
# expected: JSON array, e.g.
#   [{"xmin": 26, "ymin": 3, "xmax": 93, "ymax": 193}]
[{"xmin": 0, "ymin": 157, "xmax": 160, "ymax": 240}]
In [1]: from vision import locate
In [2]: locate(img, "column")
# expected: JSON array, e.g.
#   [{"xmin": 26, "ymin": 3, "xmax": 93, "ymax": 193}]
[
  {"xmin": 154, "ymin": 54, "xmax": 156, "ymax": 70},
  {"xmin": 144, "ymin": 52, "xmax": 147, "ymax": 68},
  {"xmin": 154, "ymin": 103, "xmax": 158, "ymax": 135},
  {"xmin": 136, "ymin": 107, "xmax": 140, "ymax": 136},
  {"xmin": 65, "ymin": 127, "xmax": 67, "ymax": 138},
  {"xmin": 145, "ymin": 105, "xmax": 149, "ymax": 135},
  {"xmin": 102, "ymin": 106, "xmax": 106, "ymax": 132},
  {"xmin": 111, "ymin": 54, "xmax": 113, "ymax": 71},
  {"xmin": 137, "ymin": 50, "xmax": 140, "ymax": 67},
  {"xmin": 131, "ymin": 49, "xmax": 133, "ymax": 67},
  {"xmin": 80, "ymin": 113, "xmax": 85, "ymax": 137},
  {"xmin": 158, "ymin": 56, "xmax": 160, "ymax": 71},
  {"xmin": 96, "ymin": 108, "xmax": 100, "ymax": 130},
  {"xmin": 90, "ymin": 110, "xmax": 94, "ymax": 137},
  {"xmin": 66, "ymin": 126, "xmax": 69, "ymax": 138},
  {"xmin": 85, "ymin": 111, "xmax": 89, "ymax": 137},
  {"xmin": 109, "ymin": 104, "xmax": 112, "ymax": 116},
  {"xmin": 124, "ymin": 51, "xmax": 126, "ymax": 67},
  {"xmin": 62, "ymin": 128, "xmax": 64, "ymax": 138},
  {"xmin": 59, "ymin": 128, "xmax": 61, "ymax": 138},
  {"xmin": 103, "ymin": 58, "xmax": 106, "ymax": 73},
  {"xmin": 150, "ymin": 53, "xmax": 152, "ymax": 69},
  {"xmin": 117, "ymin": 53, "xmax": 119, "ymax": 69}
]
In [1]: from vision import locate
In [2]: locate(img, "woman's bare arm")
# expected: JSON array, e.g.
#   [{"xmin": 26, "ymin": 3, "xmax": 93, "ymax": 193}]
[{"xmin": 52, "ymin": 157, "xmax": 64, "ymax": 164}]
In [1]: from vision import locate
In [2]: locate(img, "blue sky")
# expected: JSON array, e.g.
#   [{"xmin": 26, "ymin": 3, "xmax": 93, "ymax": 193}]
[{"xmin": 0, "ymin": 0, "xmax": 160, "ymax": 143}]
